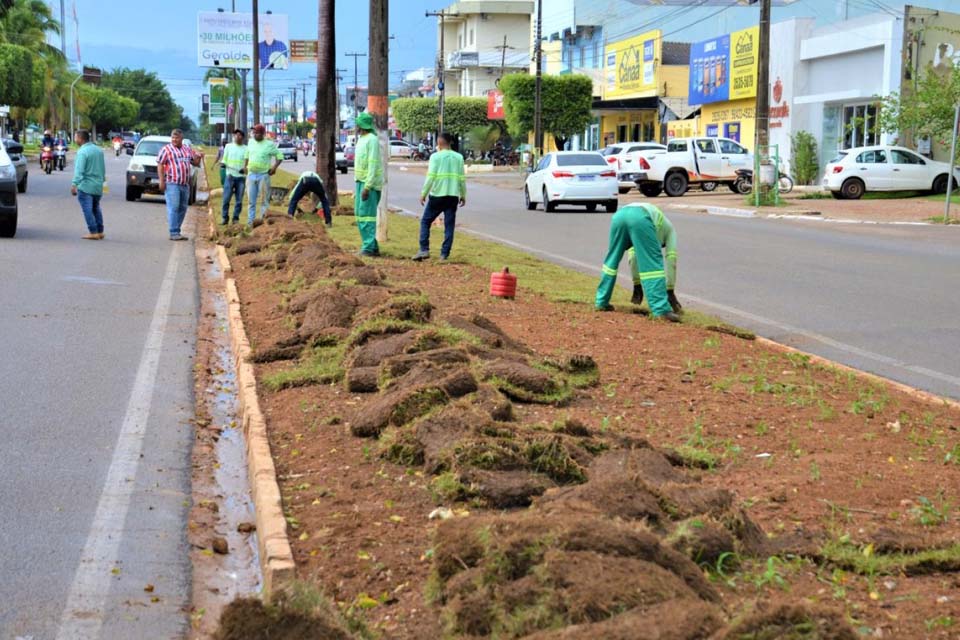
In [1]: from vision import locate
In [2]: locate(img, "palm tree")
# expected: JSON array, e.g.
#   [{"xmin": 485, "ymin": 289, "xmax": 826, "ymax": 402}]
[{"xmin": 316, "ymin": 0, "xmax": 338, "ymax": 205}]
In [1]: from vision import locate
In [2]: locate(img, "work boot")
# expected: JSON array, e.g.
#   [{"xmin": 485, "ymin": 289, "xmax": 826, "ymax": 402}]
[
  {"xmin": 595, "ymin": 304, "xmax": 615, "ymax": 312},
  {"xmin": 667, "ymin": 289, "xmax": 683, "ymax": 313},
  {"xmin": 631, "ymin": 284, "xmax": 644, "ymax": 305},
  {"xmin": 660, "ymin": 311, "xmax": 682, "ymax": 323},
  {"xmin": 412, "ymin": 250, "xmax": 429, "ymax": 261}
]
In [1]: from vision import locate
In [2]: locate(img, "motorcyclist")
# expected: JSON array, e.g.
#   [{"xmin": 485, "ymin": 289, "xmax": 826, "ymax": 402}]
[
  {"xmin": 112, "ymin": 135, "xmax": 123, "ymax": 156},
  {"xmin": 41, "ymin": 130, "xmax": 55, "ymax": 148}
]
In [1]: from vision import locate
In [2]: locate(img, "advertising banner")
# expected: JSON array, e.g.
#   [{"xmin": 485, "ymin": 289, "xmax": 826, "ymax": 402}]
[
  {"xmin": 290, "ymin": 40, "xmax": 319, "ymax": 63},
  {"xmin": 604, "ymin": 30, "xmax": 661, "ymax": 99},
  {"xmin": 486, "ymin": 89, "xmax": 505, "ymax": 120},
  {"xmin": 208, "ymin": 78, "xmax": 229, "ymax": 125},
  {"xmin": 197, "ymin": 11, "xmax": 289, "ymax": 70},
  {"xmin": 688, "ymin": 25, "xmax": 758, "ymax": 105}
]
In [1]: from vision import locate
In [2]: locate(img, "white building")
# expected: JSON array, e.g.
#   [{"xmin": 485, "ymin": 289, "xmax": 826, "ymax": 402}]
[{"xmin": 436, "ymin": 0, "xmax": 534, "ymax": 97}]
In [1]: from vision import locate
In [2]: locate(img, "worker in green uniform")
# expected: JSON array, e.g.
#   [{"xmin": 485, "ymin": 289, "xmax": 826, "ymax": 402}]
[
  {"xmin": 627, "ymin": 205, "xmax": 682, "ymax": 313},
  {"xmin": 353, "ymin": 112, "xmax": 383, "ymax": 257},
  {"xmin": 595, "ymin": 202, "xmax": 681, "ymax": 322}
]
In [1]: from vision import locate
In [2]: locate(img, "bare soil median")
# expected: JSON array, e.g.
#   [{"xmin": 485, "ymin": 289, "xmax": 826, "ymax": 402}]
[{"xmin": 211, "ymin": 206, "xmax": 960, "ymax": 639}]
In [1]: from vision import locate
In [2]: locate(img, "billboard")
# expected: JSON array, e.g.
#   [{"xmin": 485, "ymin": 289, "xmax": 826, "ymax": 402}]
[
  {"xmin": 208, "ymin": 78, "xmax": 229, "ymax": 125},
  {"xmin": 605, "ymin": 30, "xmax": 661, "ymax": 99},
  {"xmin": 197, "ymin": 11, "xmax": 289, "ymax": 70},
  {"xmin": 487, "ymin": 90, "xmax": 505, "ymax": 120},
  {"xmin": 688, "ymin": 25, "xmax": 759, "ymax": 105},
  {"xmin": 290, "ymin": 40, "xmax": 318, "ymax": 63}
]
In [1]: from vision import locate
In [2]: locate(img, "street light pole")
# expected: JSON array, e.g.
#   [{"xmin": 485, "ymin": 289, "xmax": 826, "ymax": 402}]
[
  {"xmin": 345, "ymin": 52, "xmax": 366, "ymax": 121},
  {"xmin": 252, "ymin": 0, "xmax": 260, "ymax": 123},
  {"xmin": 533, "ymin": 0, "xmax": 544, "ymax": 156},
  {"xmin": 426, "ymin": 10, "xmax": 457, "ymax": 137},
  {"xmin": 69, "ymin": 73, "xmax": 83, "ymax": 138},
  {"xmin": 944, "ymin": 103, "xmax": 959, "ymax": 224}
]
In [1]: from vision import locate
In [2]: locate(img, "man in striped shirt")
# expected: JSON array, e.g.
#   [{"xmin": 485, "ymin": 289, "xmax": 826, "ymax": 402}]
[
  {"xmin": 157, "ymin": 129, "xmax": 202, "ymax": 241},
  {"xmin": 412, "ymin": 132, "xmax": 465, "ymax": 262}
]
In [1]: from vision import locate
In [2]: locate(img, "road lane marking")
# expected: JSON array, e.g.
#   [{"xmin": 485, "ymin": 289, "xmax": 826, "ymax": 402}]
[
  {"xmin": 441, "ymin": 223, "xmax": 960, "ymax": 396},
  {"xmin": 55, "ymin": 244, "xmax": 182, "ymax": 640}
]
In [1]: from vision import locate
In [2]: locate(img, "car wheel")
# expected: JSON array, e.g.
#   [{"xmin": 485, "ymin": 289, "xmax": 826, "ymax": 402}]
[
  {"xmin": 585, "ymin": 203, "xmax": 597, "ymax": 212},
  {"xmin": 543, "ymin": 188, "xmax": 556, "ymax": 212},
  {"xmin": 701, "ymin": 181, "xmax": 718, "ymax": 192},
  {"xmin": 17, "ymin": 174, "xmax": 27, "ymax": 193},
  {"xmin": 663, "ymin": 172, "xmax": 688, "ymax": 197},
  {"xmin": 605, "ymin": 200, "xmax": 618, "ymax": 213},
  {"xmin": 0, "ymin": 212, "xmax": 16, "ymax": 238},
  {"xmin": 830, "ymin": 191, "xmax": 843, "ymax": 200},
  {"xmin": 524, "ymin": 186, "xmax": 536, "ymax": 210},
  {"xmin": 932, "ymin": 174, "xmax": 949, "ymax": 194},
  {"xmin": 840, "ymin": 178, "xmax": 865, "ymax": 200},
  {"xmin": 639, "ymin": 183, "xmax": 662, "ymax": 198},
  {"xmin": 126, "ymin": 186, "xmax": 142, "ymax": 202},
  {"xmin": 618, "ymin": 187, "xmax": 631, "ymax": 195}
]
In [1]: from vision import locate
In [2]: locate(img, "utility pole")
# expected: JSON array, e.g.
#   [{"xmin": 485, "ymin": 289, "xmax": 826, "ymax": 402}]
[
  {"xmin": 59, "ymin": 0, "xmax": 66, "ymax": 57},
  {"xmin": 369, "ymin": 0, "xmax": 389, "ymax": 242},
  {"xmin": 252, "ymin": 0, "xmax": 260, "ymax": 123},
  {"xmin": 300, "ymin": 82, "xmax": 310, "ymax": 119},
  {"xmin": 754, "ymin": 0, "xmax": 773, "ymax": 196},
  {"xmin": 345, "ymin": 52, "xmax": 366, "ymax": 120},
  {"xmin": 317, "ymin": 0, "xmax": 339, "ymax": 206},
  {"xmin": 533, "ymin": 0, "xmax": 544, "ymax": 156},
  {"xmin": 290, "ymin": 86, "xmax": 298, "ymax": 123},
  {"xmin": 426, "ymin": 10, "xmax": 458, "ymax": 137},
  {"xmin": 496, "ymin": 35, "xmax": 510, "ymax": 80}
]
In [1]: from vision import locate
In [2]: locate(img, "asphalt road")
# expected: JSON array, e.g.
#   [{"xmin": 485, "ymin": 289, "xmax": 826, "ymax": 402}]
[
  {"xmin": 0, "ymin": 151, "xmax": 197, "ymax": 638},
  {"xmin": 306, "ymin": 157, "xmax": 960, "ymax": 401}
]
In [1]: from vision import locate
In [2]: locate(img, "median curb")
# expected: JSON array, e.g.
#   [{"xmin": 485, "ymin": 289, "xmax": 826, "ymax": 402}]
[{"xmin": 208, "ymin": 205, "xmax": 295, "ymax": 596}]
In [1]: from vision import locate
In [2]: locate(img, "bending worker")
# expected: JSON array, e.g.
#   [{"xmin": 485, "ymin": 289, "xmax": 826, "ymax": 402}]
[
  {"xmin": 287, "ymin": 170, "xmax": 332, "ymax": 226},
  {"xmin": 595, "ymin": 202, "xmax": 681, "ymax": 322},
  {"xmin": 627, "ymin": 206, "xmax": 681, "ymax": 313}
]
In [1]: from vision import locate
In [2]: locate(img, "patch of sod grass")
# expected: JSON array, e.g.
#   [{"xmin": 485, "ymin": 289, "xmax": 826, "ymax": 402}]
[
  {"xmin": 262, "ymin": 344, "xmax": 345, "ymax": 391},
  {"xmin": 820, "ymin": 539, "xmax": 960, "ymax": 576}
]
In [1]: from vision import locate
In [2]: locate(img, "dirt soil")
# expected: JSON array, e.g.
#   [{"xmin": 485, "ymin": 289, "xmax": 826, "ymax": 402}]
[{"xmin": 217, "ymin": 213, "xmax": 960, "ymax": 639}]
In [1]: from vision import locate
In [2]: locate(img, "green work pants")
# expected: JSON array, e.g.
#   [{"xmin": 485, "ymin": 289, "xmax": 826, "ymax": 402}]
[
  {"xmin": 595, "ymin": 207, "xmax": 671, "ymax": 316},
  {"xmin": 354, "ymin": 180, "xmax": 380, "ymax": 254}
]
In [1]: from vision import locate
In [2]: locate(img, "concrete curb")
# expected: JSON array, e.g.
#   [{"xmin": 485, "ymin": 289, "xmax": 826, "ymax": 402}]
[
  {"xmin": 208, "ymin": 206, "xmax": 295, "ymax": 596},
  {"xmin": 755, "ymin": 337, "xmax": 960, "ymax": 413}
]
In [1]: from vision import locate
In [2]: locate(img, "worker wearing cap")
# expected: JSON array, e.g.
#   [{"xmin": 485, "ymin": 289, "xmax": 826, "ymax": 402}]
[
  {"xmin": 243, "ymin": 123, "xmax": 283, "ymax": 225},
  {"xmin": 627, "ymin": 206, "xmax": 682, "ymax": 313},
  {"xmin": 220, "ymin": 129, "xmax": 248, "ymax": 224},
  {"xmin": 595, "ymin": 202, "xmax": 681, "ymax": 322},
  {"xmin": 353, "ymin": 112, "xmax": 383, "ymax": 257}
]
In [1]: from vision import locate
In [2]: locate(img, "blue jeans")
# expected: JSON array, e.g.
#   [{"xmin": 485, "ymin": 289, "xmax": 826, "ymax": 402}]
[
  {"xmin": 164, "ymin": 183, "xmax": 190, "ymax": 237},
  {"xmin": 419, "ymin": 195, "xmax": 459, "ymax": 258},
  {"xmin": 221, "ymin": 174, "xmax": 245, "ymax": 222},
  {"xmin": 246, "ymin": 172, "xmax": 271, "ymax": 224},
  {"xmin": 77, "ymin": 190, "xmax": 103, "ymax": 234}
]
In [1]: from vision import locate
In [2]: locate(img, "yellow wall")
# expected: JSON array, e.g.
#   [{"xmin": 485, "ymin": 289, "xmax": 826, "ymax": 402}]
[
  {"xmin": 600, "ymin": 110, "xmax": 659, "ymax": 146},
  {"xmin": 659, "ymin": 65, "xmax": 689, "ymax": 98},
  {"xmin": 698, "ymin": 98, "xmax": 756, "ymax": 149}
]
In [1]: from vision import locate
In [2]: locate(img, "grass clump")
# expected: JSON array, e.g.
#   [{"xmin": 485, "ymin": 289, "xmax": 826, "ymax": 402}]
[
  {"xmin": 820, "ymin": 539, "xmax": 960, "ymax": 576},
  {"xmin": 430, "ymin": 472, "xmax": 467, "ymax": 503},
  {"xmin": 379, "ymin": 426, "xmax": 425, "ymax": 466},
  {"xmin": 263, "ymin": 344, "xmax": 346, "ymax": 391},
  {"xmin": 347, "ymin": 317, "xmax": 425, "ymax": 347}
]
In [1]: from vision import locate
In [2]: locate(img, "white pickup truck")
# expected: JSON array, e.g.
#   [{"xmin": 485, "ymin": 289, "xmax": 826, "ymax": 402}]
[{"xmin": 635, "ymin": 136, "xmax": 753, "ymax": 197}]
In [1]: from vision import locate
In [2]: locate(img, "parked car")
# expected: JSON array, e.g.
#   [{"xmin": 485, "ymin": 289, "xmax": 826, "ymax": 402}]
[
  {"xmin": 2, "ymin": 138, "xmax": 28, "ymax": 193},
  {"xmin": 601, "ymin": 142, "xmax": 667, "ymax": 193},
  {"xmin": 0, "ymin": 142, "xmax": 18, "ymax": 237},
  {"xmin": 389, "ymin": 139, "xmax": 416, "ymax": 158},
  {"xmin": 524, "ymin": 151, "xmax": 618, "ymax": 213},
  {"xmin": 278, "ymin": 140, "xmax": 299, "ymax": 162},
  {"xmin": 638, "ymin": 137, "xmax": 753, "ymax": 197},
  {"xmin": 343, "ymin": 145, "xmax": 355, "ymax": 168},
  {"xmin": 822, "ymin": 145, "xmax": 960, "ymax": 200},
  {"xmin": 125, "ymin": 135, "xmax": 199, "ymax": 204},
  {"xmin": 335, "ymin": 144, "xmax": 348, "ymax": 174}
]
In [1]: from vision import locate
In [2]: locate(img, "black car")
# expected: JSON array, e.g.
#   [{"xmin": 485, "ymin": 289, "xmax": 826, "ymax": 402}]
[
  {"xmin": 0, "ymin": 143, "xmax": 18, "ymax": 237},
  {"xmin": 1, "ymin": 138, "xmax": 28, "ymax": 193}
]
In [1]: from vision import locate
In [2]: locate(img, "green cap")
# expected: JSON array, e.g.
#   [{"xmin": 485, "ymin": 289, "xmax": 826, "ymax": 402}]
[{"xmin": 356, "ymin": 112, "xmax": 376, "ymax": 131}]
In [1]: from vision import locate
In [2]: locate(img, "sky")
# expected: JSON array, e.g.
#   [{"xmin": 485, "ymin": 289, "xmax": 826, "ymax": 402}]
[{"xmin": 62, "ymin": 0, "xmax": 450, "ymax": 124}]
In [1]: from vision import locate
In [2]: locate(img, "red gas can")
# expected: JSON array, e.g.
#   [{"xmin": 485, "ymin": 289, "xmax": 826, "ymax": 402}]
[{"xmin": 489, "ymin": 267, "xmax": 517, "ymax": 299}]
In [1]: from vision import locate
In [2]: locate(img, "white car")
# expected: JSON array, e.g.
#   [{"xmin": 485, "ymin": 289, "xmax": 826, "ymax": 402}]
[
  {"xmin": 389, "ymin": 139, "xmax": 416, "ymax": 158},
  {"xmin": 822, "ymin": 145, "xmax": 958, "ymax": 199},
  {"xmin": 125, "ymin": 135, "xmax": 199, "ymax": 203},
  {"xmin": 524, "ymin": 151, "xmax": 619, "ymax": 213},
  {"xmin": 601, "ymin": 142, "xmax": 667, "ymax": 193}
]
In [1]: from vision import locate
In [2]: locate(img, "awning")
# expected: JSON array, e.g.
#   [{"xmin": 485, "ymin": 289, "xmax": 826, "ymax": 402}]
[{"xmin": 591, "ymin": 96, "xmax": 660, "ymax": 111}]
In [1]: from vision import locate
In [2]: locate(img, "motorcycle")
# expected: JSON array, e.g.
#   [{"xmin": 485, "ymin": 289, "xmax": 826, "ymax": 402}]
[
  {"xmin": 54, "ymin": 144, "xmax": 67, "ymax": 171},
  {"xmin": 113, "ymin": 140, "xmax": 122, "ymax": 157},
  {"xmin": 40, "ymin": 146, "xmax": 54, "ymax": 174},
  {"xmin": 733, "ymin": 168, "xmax": 794, "ymax": 195}
]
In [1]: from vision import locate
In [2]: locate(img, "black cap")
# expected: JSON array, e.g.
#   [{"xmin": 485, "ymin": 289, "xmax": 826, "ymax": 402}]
[{"xmin": 233, "ymin": 128, "xmax": 245, "ymax": 135}]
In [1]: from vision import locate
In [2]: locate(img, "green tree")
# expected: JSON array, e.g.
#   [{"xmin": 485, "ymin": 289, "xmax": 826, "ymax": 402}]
[
  {"xmin": 102, "ymin": 68, "xmax": 182, "ymax": 133},
  {"xmin": 878, "ymin": 66, "xmax": 960, "ymax": 162},
  {"xmin": 286, "ymin": 121, "xmax": 315, "ymax": 138},
  {"xmin": 499, "ymin": 73, "xmax": 594, "ymax": 150},
  {"xmin": 83, "ymin": 86, "xmax": 140, "ymax": 135},
  {"xmin": 392, "ymin": 96, "xmax": 490, "ymax": 137},
  {"xmin": 0, "ymin": 43, "xmax": 35, "ymax": 107},
  {"xmin": 790, "ymin": 131, "xmax": 819, "ymax": 185},
  {"xmin": 442, "ymin": 97, "xmax": 489, "ymax": 135}
]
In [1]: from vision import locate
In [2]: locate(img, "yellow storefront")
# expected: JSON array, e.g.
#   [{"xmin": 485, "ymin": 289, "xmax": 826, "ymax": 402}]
[{"xmin": 699, "ymin": 98, "xmax": 756, "ymax": 147}]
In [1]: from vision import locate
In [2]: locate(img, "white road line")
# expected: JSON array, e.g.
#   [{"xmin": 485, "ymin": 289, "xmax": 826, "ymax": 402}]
[
  {"xmin": 444, "ymin": 221, "xmax": 960, "ymax": 395},
  {"xmin": 56, "ymin": 244, "xmax": 182, "ymax": 640}
]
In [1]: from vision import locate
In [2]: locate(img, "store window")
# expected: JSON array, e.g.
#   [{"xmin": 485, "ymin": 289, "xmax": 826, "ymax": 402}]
[
  {"xmin": 617, "ymin": 124, "xmax": 627, "ymax": 142},
  {"xmin": 842, "ymin": 104, "xmax": 879, "ymax": 149},
  {"xmin": 643, "ymin": 121, "xmax": 655, "ymax": 141},
  {"xmin": 469, "ymin": 28, "xmax": 474, "ymax": 46},
  {"xmin": 630, "ymin": 123, "xmax": 641, "ymax": 142}
]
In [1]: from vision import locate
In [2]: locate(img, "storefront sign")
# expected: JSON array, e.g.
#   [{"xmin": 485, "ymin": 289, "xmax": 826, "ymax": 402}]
[
  {"xmin": 688, "ymin": 25, "xmax": 759, "ymax": 105},
  {"xmin": 605, "ymin": 29, "xmax": 661, "ymax": 99},
  {"xmin": 197, "ymin": 11, "xmax": 289, "ymax": 70},
  {"xmin": 667, "ymin": 119, "xmax": 698, "ymax": 139},
  {"xmin": 486, "ymin": 90, "xmax": 505, "ymax": 120},
  {"xmin": 724, "ymin": 122, "xmax": 741, "ymax": 142},
  {"xmin": 289, "ymin": 40, "xmax": 318, "ymax": 63}
]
